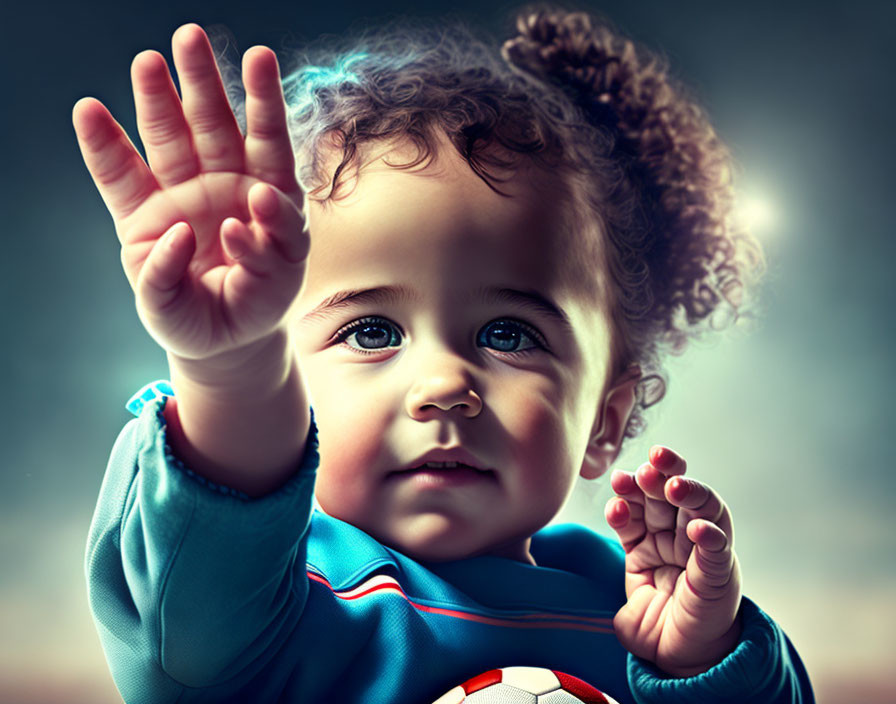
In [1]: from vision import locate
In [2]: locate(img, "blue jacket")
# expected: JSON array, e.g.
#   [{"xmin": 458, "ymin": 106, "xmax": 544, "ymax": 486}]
[{"xmin": 85, "ymin": 388, "xmax": 814, "ymax": 703}]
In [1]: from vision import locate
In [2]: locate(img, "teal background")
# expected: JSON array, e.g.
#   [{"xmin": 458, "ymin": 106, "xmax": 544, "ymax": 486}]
[{"xmin": 1, "ymin": 1, "xmax": 892, "ymax": 701}]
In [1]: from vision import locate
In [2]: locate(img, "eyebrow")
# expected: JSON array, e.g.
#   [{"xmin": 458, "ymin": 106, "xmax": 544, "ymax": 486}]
[
  {"xmin": 301, "ymin": 284, "xmax": 572, "ymax": 331},
  {"xmin": 476, "ymin": 286, "xmax": 573, "ymax": 332},
  {"xmin": 301, "ymin": 285, "xmax": 419, "ymax": 323}
]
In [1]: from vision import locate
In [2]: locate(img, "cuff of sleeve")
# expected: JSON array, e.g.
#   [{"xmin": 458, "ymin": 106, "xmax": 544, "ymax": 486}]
[
  {"xmin": 130, "ymin": 379, "xmax": 319, "ymax": 503},
  {"xmin": 627, "ymin": 597, "xmax": 787, "ymax": 704},
  {"xmin": 124, "ymin": 391, "xmax": 320, "ymax": 548}
]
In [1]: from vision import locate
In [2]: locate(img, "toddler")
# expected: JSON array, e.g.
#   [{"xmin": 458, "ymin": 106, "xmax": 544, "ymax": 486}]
[{"xmin": 75, "ymin": 5, "xmax": 814, "ymax": 703}]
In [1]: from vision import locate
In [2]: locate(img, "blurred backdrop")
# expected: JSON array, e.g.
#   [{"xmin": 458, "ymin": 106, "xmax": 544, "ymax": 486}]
[{"xmin": 1, "ymin": 0, "xmax": 893, "ymax": 701}]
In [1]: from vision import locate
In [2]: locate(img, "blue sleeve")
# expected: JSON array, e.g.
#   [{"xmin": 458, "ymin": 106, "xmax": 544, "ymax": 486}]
[
  {"xmin": 627, "ymin": 597, "xmax": 815, "ymax": 703},
  {"xmin": 84, "ymin": 394, "xmax": 319, "ymax": 701}
]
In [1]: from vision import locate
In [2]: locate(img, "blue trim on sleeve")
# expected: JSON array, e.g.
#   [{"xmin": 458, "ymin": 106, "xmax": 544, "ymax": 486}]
[
  {"xmin": 126, "ymin": 380, "xmax": 318, "ymax": 503},
  {"xmin": 126, "ymin": 379, "xmax": 175, "ymax": 417}
]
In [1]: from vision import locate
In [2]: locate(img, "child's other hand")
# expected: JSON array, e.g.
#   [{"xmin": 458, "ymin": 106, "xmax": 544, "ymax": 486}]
[
  {"xmin": 604, "ymin": 447, "xmax": 743, "ymax": 677},
  {"xmin": 73, "ymin": 24, "xmax": 307, "ymax": 364}
]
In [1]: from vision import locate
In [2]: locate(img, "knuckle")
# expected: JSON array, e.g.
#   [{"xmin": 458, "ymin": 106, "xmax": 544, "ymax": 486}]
[
  {"xmin": 193, "ymin": 131, "xmax": 242, "ymax": 164},
  {"xmin": 92, "ymin": 146, "xmax": 137, "ymax": 185},
  {"xmin": 113, "ymin": 179, "xmax": 155, "ymax": 218},
  {"xmin": 177, "ymin": 56, "xmax": 217, "ymax": 83},
  {"xmin": 156, "ymin": 161, "xmax": 198, "ymax": 185},
  {"xmin": 188, "ymin": 109, "xmax": 229, "ymax": 136},
  {"xmin": 245, "ymin": 112, "xmax": 286, "ymax": 140},
  {"xmin": 140, "ymin": 115, "xmax": 187, "ymax": 146}
]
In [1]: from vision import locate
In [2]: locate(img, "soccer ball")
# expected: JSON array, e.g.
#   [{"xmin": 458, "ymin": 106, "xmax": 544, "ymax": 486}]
[{"xmin": 431, "ymin": 666, "xmax": 620, "ymax": 703}]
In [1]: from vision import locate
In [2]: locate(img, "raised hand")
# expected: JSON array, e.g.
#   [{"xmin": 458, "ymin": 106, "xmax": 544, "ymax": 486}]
[
  {"xmin": 73, "ymin": 24, "xmax": 307, "ymax": 363},
  {"xmin": 605, "ymin": 446, "xmax": 743, "ymax": 677}
]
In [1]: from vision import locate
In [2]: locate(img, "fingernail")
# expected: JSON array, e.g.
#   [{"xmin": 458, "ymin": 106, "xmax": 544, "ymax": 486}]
[
  {"xmin": 672, "ymin": 476, "xmax": 689, "ymax": 496},
  {"xmin": 650, "ymin": 445, "xmax": 672, "ymax": 468}
]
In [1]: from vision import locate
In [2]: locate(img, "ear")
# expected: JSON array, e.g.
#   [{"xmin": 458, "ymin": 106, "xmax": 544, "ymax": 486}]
[{"xmin": 579, "ymin": 366, "xmax": 641, "ymax": 480}]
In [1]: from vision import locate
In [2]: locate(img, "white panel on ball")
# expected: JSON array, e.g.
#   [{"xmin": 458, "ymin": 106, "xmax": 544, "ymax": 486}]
[
  {"xmin": 465, "ymin": 682, "xmax": 538, "ymax": 704},
  {"xmin": 500, "ymin": 667, "xmax": 561, "ymax": 695}
]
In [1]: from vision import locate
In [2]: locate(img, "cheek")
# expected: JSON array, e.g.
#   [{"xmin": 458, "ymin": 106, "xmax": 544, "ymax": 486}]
[
  {"xmin": 495, "ymin": 380, "xmax": 577, "ymax": 484},
  {"xmin": 302, "ymin": 361, "xmax": 393, "ymax": 512}
]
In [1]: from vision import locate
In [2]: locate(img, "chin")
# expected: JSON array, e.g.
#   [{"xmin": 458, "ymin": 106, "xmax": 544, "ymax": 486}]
[
  {"xmin": 397, "ymin": 543, "xmax": 472, "ymax": 563},
  {"xmin": 382, "ymin": 515, "xmax": 535, "ymax": 564},
  {"xmin": 394, "ymin": 538, "xmax": 478, "ymax": 564},
  {"xmin": 378, "ymin": 514, "xmax": 485, "ymax": 563}
]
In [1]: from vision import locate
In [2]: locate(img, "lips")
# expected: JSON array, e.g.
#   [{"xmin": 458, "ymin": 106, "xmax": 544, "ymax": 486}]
[
  {"xmin": 391, "ymin": 462, "xmax": 495, "ymax": 488},
  {"xmin": 397, "ymin": 448, "xmax": 492, "ymax": 474},
  {"xmin": 413, "ymin": 461, "xmax": 484, "ymax": 471},
  {"xmin": 389, "ymin": 448, "xmax": 496, "ymax": 489}
]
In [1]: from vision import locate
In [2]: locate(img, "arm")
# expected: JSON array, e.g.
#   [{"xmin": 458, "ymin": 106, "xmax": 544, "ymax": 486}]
[
  {"xmin": 76, "ymin": 23, "xmax": 316, "ymax": 695},
  {"xmin": 73, "ymin": 24, "xmax": 310, "ymax": 496}
]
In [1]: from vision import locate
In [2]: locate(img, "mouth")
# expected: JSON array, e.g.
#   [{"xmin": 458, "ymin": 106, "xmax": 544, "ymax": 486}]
[
  {"xmin": 405, "ymin": 461, "xmax": 492, "ymax": 473},
  {"xmin": 392, "ymin": 462, "xmax": 496, "ymax": 491},
  {"xmin": 389, "ymin": 448, "xmax": 496, "ymax": 487},
  {"xmin": 393, "ymin": 462, "xmax": 495, "ymax": 478},
  {"xmin": 398, "ymin": 448, "xmax": 492, "ymax": 474},
  {"xmin": 390, "ymin": 462, "xmax": 496, "ymax": 487}
]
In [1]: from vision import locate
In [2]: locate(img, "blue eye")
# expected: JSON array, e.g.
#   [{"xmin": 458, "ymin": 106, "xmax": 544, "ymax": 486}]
[
  {"xmin": 477, "ymin": 319, "xmax": 546, "ymax": 353},
  {"xmin": 335, "ymin": 317, "xmax": 403, "ymax": 352}
]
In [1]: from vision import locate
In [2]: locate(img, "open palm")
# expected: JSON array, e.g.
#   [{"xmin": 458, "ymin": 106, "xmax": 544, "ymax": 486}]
[{"xmin": 73, "ymin": 24, "xmax": 308, "ymax": 361}]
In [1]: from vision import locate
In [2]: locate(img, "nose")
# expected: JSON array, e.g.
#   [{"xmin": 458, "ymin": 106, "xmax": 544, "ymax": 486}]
[{"xmin": 405, "ymin": 359, "xmax": 483, "ymax": 420}]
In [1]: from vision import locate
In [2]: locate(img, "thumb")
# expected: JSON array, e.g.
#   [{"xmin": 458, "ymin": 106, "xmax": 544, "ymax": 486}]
[{"xmin": 134, "ymin": 221, "xmax": 196, "ymax": 311}]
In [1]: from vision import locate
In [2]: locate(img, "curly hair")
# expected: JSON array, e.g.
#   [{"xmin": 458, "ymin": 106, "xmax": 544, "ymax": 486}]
[{"xmin": 217, "ymin": 2, "xmax": 764, "ymax": 440}]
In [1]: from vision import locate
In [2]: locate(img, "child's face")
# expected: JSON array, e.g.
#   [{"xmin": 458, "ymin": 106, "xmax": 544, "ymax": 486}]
[{"xmin": 292, "ymin": 135, "xmax": 629, "ymax": 565}]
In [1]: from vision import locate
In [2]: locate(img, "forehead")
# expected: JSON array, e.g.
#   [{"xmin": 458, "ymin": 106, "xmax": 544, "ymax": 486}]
[{"xmin": 298, "ymin": 134, "xmax": 601, "ymax": 310}]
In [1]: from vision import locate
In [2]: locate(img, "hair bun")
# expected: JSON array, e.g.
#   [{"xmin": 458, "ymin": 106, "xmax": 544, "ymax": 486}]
[{"xmin": 500, "ymin": 9, "xmax": 643, "ymax": 131}]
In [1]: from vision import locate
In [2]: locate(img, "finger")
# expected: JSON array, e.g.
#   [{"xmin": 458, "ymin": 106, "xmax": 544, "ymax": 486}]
[
  {"xmin": 665, "ymin": 476, "xmax": 726, "ymax": 520},
  {"xmin": 634, "ymin": 461, "xmax": 666, "ymax": 499},
  {"xmin": 634, "ymin": 462, "xmax": 677, "ymax": 533},
  {"xmin": 649, "ymin": 445, "xmax": 687, "ymax": 477},
  {"xmin": 172, "ymin": 23, "xmax": 245, "ymax": 172},
  {"xmin": 134, "ymin": 221, "xmax": 196, "ymax": 311},
  {"xmin": 684, "ymin": 518, "xmax": 738, "ymax": 600},
  {"xmin": 219, "ymin": 190, "xmax": 307, "ymax": 323},
  {"xmin": 220, "ymin": 217, "xmax": 256, "ymax": 263},
  {"xmin": 243, "ymin": 46, "xmax": 299, "ymax": 197},
  {"xmin": 247, "ymin": 182, "xmax": 309, "ymax": 263},
  {"xmin": 72, "ymin": 97, "xmax": 159, "ymax": 223},
  {"xmin": 604, "ymin": 495, "xmax": 645, "ymax": 553},
  {"xmin": 610, "ymin": 468, "xmax": 645, "ymax": 508},
  {"xmin": 131, "ymin": 50, "xmax": 200, "ymax": 186},
  {"xmin": 220, "ymin": 184, "xmax": 306, "ymax": 271},
  {"xmin": 665, "ymin": 476, "xmax": 733, "ymax": 547}
]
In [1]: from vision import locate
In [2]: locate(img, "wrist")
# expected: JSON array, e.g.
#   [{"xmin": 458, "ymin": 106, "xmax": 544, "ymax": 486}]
[
  {"xmin": 658, "ymin": 607, "xmax": 744, "ymax": 678},
  {"xmin": 162, "ymin": 328, "xmax": 309, "ymax": 498},
  {"xmin": 167, "ymin": 328, "xmax": 295, "ymax": 398}
]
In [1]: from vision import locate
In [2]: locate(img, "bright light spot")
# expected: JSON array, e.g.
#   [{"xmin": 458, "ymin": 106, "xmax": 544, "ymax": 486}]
[{"xmin": 735, "ymin": 195, "xmax": 777, "ymax": 234}]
